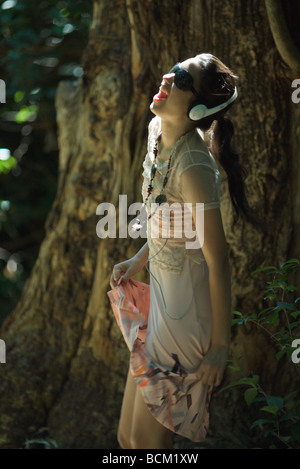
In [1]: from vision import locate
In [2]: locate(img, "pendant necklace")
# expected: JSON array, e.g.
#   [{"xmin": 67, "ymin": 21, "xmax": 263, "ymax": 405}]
[
  {"xmin": 146, "ymin": 137, "xmax": 173, "ymax": 209},
  {"xmin": 133, "ymin": 135, "xmax": 176, "ymax": 231}
]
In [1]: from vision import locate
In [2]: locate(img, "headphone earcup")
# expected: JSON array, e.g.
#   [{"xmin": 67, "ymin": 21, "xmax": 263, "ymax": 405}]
[
  {"xmin": 187, "ymin": 87, "xmax": 238, "ymax": 122},
  {"xmin": 187, "ymin": 101, "xmax": 208, "ymax": 121}
]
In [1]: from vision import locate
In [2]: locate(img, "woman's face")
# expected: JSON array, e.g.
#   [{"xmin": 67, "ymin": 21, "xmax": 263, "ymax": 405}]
[{"xmin": 150, "ymin": 57, "xmax": 201, "ymax": 123}]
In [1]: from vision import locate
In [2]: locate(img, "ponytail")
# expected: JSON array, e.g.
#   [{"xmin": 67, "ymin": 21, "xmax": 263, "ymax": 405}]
[
  {"xmin": 197, "ymin": 113, "xmax": 260, "ymax": 227},
  {"xmin": 210, "ymin": 115, "xmax": 252, "ymax": 221}
]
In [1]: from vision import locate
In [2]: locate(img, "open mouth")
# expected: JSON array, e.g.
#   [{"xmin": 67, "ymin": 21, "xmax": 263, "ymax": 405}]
[{"xmin": 154, "ymin": 86, "xmax": 169, "ymax": 102}]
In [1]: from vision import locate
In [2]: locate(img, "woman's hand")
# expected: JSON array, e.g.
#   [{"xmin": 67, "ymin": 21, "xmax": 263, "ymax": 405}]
[
  {"xmin": 110, "ymin": 255, "xmax": 145, "ymax": 288},
  {"xmin": 196, "ymin": 344, "xmax": 229, "ymax": 387}
]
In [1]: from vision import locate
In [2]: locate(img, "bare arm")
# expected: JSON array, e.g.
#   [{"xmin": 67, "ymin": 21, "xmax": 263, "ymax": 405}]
[
  {"xmin": 200, "ymin": 208, "xmax": 232, "ymax": 348},
  {"xmin": 181, "ymin": 165, "xmax": 232, "ymax": 386},
  {"xmin": 135, "ymin": 241, "xmax": 149, "ymax": 266}
]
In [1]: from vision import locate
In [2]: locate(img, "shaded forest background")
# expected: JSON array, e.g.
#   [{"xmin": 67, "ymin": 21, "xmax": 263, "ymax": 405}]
[
  {"xmin": 0, "ymin": 0, "xmax": 300, "ymax": 450},
  {"xmin": 0, "ymin": 0, "xmax": 92, "ymax": 324}
]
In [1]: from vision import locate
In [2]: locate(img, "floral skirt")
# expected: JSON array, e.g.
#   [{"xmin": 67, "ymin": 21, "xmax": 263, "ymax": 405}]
[{"xmin": 107, "ymin": 258, "xmax": 212, "ymax": 442}]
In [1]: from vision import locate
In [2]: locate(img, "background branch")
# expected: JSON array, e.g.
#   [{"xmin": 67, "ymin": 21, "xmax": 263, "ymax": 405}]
[{"xmin": 265, "ymin": 0, "xmax": 300, "ymax": 74}]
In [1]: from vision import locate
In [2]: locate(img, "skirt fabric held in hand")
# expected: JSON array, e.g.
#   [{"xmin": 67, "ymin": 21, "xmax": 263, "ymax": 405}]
[{"xmin": 107, "ymin": 256, "xmax": 213, "ymax": 442}]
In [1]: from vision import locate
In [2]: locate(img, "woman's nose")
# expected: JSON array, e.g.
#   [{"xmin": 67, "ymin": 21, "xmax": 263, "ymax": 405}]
[{"xmin": 162, "ymin": 73, "xmax": 174, "ymax": 82}]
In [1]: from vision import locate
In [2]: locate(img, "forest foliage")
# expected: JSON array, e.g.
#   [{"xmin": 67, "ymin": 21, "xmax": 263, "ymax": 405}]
[
  {"xmin": 221, "ymin": 259, "xmax": 300, "ymax": 449},
  {"xmin": 0, "ymin": 0, "xmax": 92, "ymax": 323}
]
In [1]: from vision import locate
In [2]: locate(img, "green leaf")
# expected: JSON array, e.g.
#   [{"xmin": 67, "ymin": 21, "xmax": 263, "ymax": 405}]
[
  {"xmin": 250, "ymin": 418, "xmax": 274, "ymax": 429},
  {"xmin": 267, "ymin": 310, "xmax": 279, "ymax": 325},
  {"xmin": 261, "ymin": 405, "xmax": 279, "ymax": 415},
  {"xmin": 280, "ymin": 259, "xmax": 300, "ymax": 269},
  {"xmin": 231, "ymin": 318, "xmax": 244, "ymax": 326},
  {"xmin": 239, "ymin": 375, "xmax": 260, "ymax": 386},
  {"xmin": 253, "ymin": 266, "xmax": 277, "ymax": 274},
  {"xmin": 231, "ymin": 311, "xmax": 248, "ymax": 325},
  {"xmin": 60, "ymin": 8, "xmax": 70, "ymax": 17},
  {"xmin": 266, "ymin": 396, "xmax": 284, "ymax": 410},
  {"xmin": 227, "ymin": 365, "xmax": 241, "ymax": 372},
  {"xmin": 279, "ymin": 412, "xmax": 298, "ymax": 422},
  {"xmin": 0, "ymin": 156, "xmax": 17, "ymax": 174},
  {"xmin": 244, "ymin": 388, "xmax": 258, "ymax": 406},
  {"xmin": 217, "ymin": 379, "xmax": 248, "ymax": 393},
  {"xmin": 276, "ymin": 301, "xmax": 297, "ymax": 311},
  {"xmin": 232, "ymin": 310, "xmax": 243, "ymax": 316},
  {"xmin": 265, "ymin": 293, "xmax": 277, "ymax": 300},
  {"xmin": 284, "ymin": 390, "xmax": 300, "ymax": 402},
  {"xmin": 15, "ymin": 104, "xmax": 38, "ymax": 123},
  {"xmin": 291, "ymin": 312, "xmax": 300, "ymax": 319},
  {"xmin": 275, "ymin": 350, "xmax": 286, "ymax": 360},
  {"xmin": 14, "ymin": 90, "xmax": 25, "ymax": 103},
  {"xmin": 218, "ymin": 374, "xmax": 259, "ymax": 394},
  {"xmin": 258, "ymin": 306, "xmax": 274, "ymax": 317}
]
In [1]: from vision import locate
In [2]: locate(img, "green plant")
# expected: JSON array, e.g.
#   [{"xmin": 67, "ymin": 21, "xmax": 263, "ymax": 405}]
[
  {"xmin": 22, "ymin": 427, "xmax": 59, "ymax": 449},
  {"xmin": 220, "ymin": 259, "xmax": 300, "ymax": 449},
  {"xmin": 23, "ymin": 438, "xmax": 59, "ymax": 449}
]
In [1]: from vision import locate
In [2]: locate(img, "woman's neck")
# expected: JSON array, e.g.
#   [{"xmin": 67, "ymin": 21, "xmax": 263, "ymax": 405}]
[{"xmin": 158, "ymin": 118, "xmax": 195, "ymax": 157}]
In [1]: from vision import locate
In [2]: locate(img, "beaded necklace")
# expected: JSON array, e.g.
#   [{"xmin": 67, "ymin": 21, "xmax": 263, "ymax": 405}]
[
  {"xmin": 133, "ymin": 135, "xmax": 175, "ymax": 231},
  {"xmin": 133, "ymin": 125, "xmax": 195, "ymax": 232},
  {"xmin": 145, "ymin": 137, "xmax": 174, "ymax": 214}
]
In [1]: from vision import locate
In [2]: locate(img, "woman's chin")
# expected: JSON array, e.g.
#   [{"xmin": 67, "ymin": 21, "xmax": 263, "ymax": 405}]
[
  {"xmin": 150, "ymin": 99, "xmax": 166, "ymax": 116},
  {"xmin": 149, "ymin": 101, "xmax": 158, "ymax": 115}
]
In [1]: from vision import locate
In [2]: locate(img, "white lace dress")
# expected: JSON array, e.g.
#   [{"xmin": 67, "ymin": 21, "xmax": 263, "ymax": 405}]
[{"xmin": 109, "ymin": 116, "xmax": 222, "ymax": 442}]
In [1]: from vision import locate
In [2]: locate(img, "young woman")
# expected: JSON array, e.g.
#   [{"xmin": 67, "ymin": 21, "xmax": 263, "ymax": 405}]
[{"xmin": 108, "ymin": 53, "xmax": 250, "ymax": 449}]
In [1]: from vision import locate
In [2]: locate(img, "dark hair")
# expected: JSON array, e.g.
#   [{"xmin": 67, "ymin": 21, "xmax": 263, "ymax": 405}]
[{"xmin": 193, "ymin": 54, "xmax": 254, "ymax": 223}]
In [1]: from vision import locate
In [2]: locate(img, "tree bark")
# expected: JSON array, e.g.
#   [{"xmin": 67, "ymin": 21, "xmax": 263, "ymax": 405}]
[
  {"xmin": 265, "ymin": 0, "xmax": 300, "ymax": 74},
  {"xmin": 0, "ymin": 0, "xmax": 299, "ymax": 449}
]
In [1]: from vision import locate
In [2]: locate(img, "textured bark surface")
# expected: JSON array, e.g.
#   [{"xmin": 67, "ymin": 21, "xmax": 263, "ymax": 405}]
[{"xmin": 0, "ymin": 0, "xmax": 299, "ymax": 449}]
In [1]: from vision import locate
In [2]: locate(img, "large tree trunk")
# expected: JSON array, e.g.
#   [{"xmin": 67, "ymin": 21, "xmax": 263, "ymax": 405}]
[{"xmin": 0, "ymin": 0, "xmax": 299, "ymax": 449}]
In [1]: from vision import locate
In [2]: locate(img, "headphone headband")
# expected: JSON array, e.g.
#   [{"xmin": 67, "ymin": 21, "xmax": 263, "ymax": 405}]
[{"xmin": 188, "ymin": 87, "xmax": 238, "ymax": 121}]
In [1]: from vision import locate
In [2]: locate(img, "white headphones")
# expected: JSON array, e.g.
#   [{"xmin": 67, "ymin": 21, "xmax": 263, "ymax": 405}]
[{"xmin": 188, "ymin": 87, "xmax": 238, "ymax": 121}]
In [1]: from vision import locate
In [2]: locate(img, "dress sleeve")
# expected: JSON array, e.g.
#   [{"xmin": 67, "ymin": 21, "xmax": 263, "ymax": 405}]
[{"xmin": 177, "ymin": 150, "xmax": 221, "ymax": 210}]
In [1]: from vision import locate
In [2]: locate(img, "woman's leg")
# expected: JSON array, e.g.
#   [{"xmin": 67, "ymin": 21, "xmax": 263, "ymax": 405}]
[
  {"xmin": 117, "ymin": 366, "xmax": 138, "ymax": 449},
  {"xmin": 130, "ymin": 384, "xmax": 173, "ymax": 449},
  {"xmin": 118, "ymin": 365, "xmax": 173, "ymax": 449}
]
